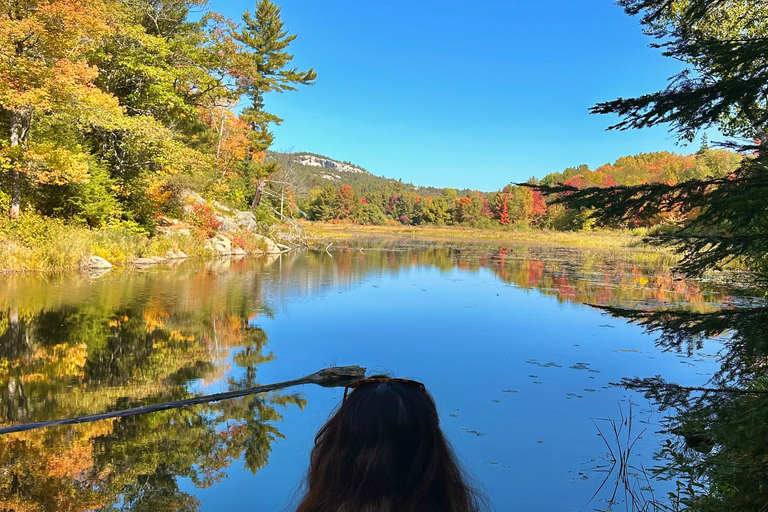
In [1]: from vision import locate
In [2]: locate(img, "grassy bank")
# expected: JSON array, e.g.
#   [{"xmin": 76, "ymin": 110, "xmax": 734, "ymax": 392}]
[
  {"xmin": 304, "ymin": 222, "xmax": 651, "ymax": 249},
  {"xmin": 0, "ymin": 213, "xmax": 270, "ymax": 272},
  {"xmin": 0, "ymin": 215, "xmax": 657, "ymax": 273}
]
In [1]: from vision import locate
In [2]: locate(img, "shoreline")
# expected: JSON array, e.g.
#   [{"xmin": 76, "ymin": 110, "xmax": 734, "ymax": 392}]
[
  {"xmin": 0, "ymin": 221, "xmax": 658, "ymax": 274},
  {"xmin": 304, "ymin": 223, "xmax": 651, "ymax": 249}
]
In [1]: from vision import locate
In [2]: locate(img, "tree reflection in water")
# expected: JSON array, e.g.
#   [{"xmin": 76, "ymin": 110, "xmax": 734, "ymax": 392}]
[
  {"xmin": 0, "ymin": 244, "xmax": 753, "ymax": 511},
  {"xmin": 0, "ymin": 283, "xmax": 304, "ymax": 511},
  {"xmin": 600, "ymin": 305, "xmax": 768, "ymax": 511}
]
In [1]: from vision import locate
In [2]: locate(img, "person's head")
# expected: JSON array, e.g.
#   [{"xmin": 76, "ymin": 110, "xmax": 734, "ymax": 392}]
[{"xmin": 295, "ymin": 376, "xmax": 482, "ymax": 512}]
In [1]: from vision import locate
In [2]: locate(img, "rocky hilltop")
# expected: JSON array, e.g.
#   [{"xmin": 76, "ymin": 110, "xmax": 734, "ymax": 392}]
[{"xmin": 266, "ymin": 151, "xmax": 437, "ymax": 194}]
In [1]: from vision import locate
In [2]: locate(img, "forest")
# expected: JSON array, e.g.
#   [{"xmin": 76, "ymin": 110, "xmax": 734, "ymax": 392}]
[
  {"xmin": 0, "ymin": 0, "xmax": 750, "ymax": 273},
  {"xmin": 298, "ymin": 145, "xmax": 741, "ymax": 230},
  {"xmin": 0, "ymin": 0, "xmax": 313, "ymax": 235}
]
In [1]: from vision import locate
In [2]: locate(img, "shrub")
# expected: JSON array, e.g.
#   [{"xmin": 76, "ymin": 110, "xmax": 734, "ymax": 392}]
[{"xmin": 189, "ymin": 203, "xmax": 222, "ymax": 238}]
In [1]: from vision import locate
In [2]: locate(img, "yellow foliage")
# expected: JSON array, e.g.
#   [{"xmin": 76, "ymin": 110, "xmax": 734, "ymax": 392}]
[
  {"xmin": 24, "ymin": 144, "xmax": 90, "ymax": 185},
  {"xmin": 146, "ymin": 176, "xmax": 172, "ymax": 207}
]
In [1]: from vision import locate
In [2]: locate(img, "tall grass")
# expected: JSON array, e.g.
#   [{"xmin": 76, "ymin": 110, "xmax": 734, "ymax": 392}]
[
  {"xmin": 0, "ymin": 212, "xmax": 266, "ymax": 272},
  {"xmin": 305, "ymin": 222, "xmax": 652, "ymax": 249}
]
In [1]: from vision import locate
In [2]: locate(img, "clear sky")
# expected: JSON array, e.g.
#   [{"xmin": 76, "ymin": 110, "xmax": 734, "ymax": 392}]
[{"xmin": 212, "ymin": 0, "xmax": 697, "ymax": 191}]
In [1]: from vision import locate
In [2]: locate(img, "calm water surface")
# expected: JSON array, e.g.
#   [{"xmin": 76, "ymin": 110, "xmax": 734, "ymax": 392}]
[{"xmin": 0, "ymin": 242, "xmax": 747, "ymax": 511}]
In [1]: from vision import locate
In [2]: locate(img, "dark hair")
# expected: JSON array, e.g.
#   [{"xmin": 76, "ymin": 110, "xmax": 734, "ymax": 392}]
[{"xmin": 295, "ymin": 376, "xmax": 483, "ymax": 512}]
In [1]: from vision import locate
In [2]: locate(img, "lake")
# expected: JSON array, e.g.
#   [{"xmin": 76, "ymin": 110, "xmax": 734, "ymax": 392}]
[{"xmin": 0, "ymin": 240, "xmax": 747, "ymax": 511}]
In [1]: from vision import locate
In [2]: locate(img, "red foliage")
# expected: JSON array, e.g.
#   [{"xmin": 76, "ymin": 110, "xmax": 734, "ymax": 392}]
[
  {"xmin": 499, "ymin": 198, "xmax": 510, "ymax": 226},
  {"xmin": 480, "ymin": 193, "xmax": 492, "ymax": 218},
  {"xmin": 337, "ymin": 184, "xmax": 357, "ymax": 218},
  {"xmin": 190, "ymin": 203, "xmax": 222, "ymax": 238},
  {"xmin": 563, "ymin": 175, "xmax": 587, "ymax": 189},
  {"xmin": 231, "ymin": 236, "xmax": 247, "ymax": 249},
  {"xmin": 531, "ymin": 190, "xmax": 547, "ymax": 216}
]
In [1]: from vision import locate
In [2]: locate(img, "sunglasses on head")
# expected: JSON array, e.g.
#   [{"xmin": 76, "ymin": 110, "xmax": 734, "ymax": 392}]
[{"xmin": 343, "ymin": 377, "xmax": 427, "ymax": 402}]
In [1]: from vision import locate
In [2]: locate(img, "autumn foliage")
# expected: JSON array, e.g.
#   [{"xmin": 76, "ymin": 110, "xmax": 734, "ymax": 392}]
[{"xmin": 0, "ymin": 0, "xmax": 314, "ymax": 229}]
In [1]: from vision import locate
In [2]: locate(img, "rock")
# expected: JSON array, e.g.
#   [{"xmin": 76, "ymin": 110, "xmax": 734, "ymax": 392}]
[
  {"xmin": 231, "ymin": 247, "xmax": 247, "ymax": 256},
  {"xmin": 212, "ymin": 200, "xmax": 234, "ymax": 213},
  {"xmin": 205, "ymin": 235, "xmax": 233, "ymax": 255},
  {"xmin": 215, "ymin": 213, "xmax": 238, "ymax": 233},
  {"xmin": 165, "ymin": 249, "xmax": 188, "ymax": 260},
  {"xmin": 84, "ymin": 256, "xmax": 112, "ymax": 269},
  {"xmin": 133, "ymin": 257, "xmax": 158, "ymax": 267},
  {"xmin": 156, "ymin": 217, "xmax": 194, "ymax": 237},
  {"xmin": 151, "ymin": 256, "xmax": 166, "ymax": 263},
  {"xmin": 234, "ymin": 210, "xmax": 258, "ymax": 231},
  {"xmin": 86, "ymin": 267, "xmax": 112, "ymax": 279},
  {"xmin": 181, "ymin": 190, "xmax": 206, "ymax": 214},
  {"xmin": 253, "ymin": 234, "xmax": 282, "ymax": 254}
]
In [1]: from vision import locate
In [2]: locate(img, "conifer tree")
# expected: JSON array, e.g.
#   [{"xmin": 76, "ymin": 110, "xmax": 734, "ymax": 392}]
[
  {"xmin": 535, "ymin": 0, "xmax": 768, "ymax": 280},
  {"xmin": 549, "ymin": 3, "xmax": 768, "ymax": 509}
]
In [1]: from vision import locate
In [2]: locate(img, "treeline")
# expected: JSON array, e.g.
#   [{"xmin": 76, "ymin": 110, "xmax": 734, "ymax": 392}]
[
  {"xmin": 303, "ymin": 145, "xmax": 741, "ymax": 230},
  {"xmin": 0, "ymin": 0, "xmax": 313, "ymax": 232}
]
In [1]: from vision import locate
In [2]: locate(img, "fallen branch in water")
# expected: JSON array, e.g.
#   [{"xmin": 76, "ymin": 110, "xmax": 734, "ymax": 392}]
[{"xmin": 0, "ymin": 365, "xmax": 366, "ymax": 435}]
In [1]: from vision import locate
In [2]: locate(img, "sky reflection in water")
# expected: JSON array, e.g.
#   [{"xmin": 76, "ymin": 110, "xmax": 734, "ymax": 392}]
[{"xmin": 0, "ymin": 243, "xmax": 740, "ymax": 511}]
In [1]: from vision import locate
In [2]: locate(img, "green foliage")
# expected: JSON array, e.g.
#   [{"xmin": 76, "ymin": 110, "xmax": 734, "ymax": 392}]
[
  {"xmin": 307, "ymin": 185, "xmax": 338, "ymax": 221},
  {"xmin": 0, "ymin": 0, "xmax": 315, "ymax": 246},
  {"xmin": 556, "ymin": 2, "xmax": 768, "ymax": 510}
]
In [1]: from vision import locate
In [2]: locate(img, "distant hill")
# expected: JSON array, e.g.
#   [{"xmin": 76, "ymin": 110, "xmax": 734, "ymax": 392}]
[{"xmin": 264, "ymin": 151, "xmax": 449, "ymax": 196}]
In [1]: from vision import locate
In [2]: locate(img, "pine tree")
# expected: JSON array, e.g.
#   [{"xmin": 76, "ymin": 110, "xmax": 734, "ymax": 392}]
[
  {"xmin": 536, "ymin": 0, "xmax": 768, "ymax": 281},
  {"xmin": 549, "ymin": 3, "xmax": 768, "ymax": 509},
  {"xmin": 233, "ymin": 0, "xmax": 316, "ymax": 154}
]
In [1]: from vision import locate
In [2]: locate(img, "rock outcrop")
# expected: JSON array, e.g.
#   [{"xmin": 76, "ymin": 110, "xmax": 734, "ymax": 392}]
[
  {"xmin": 84, "ymin": 256, "xmax": 113, "ymax": 269},
  {"xmin": 165, "ymin": 249, "xmax": 188, "ymax": 260},
  {"xmin": 253, "ymin": 234, "xmax": 282, "ymax": 254},
  {"xmin": 204, "ymin": 235, "xmax": 247, "ymax": 256}
]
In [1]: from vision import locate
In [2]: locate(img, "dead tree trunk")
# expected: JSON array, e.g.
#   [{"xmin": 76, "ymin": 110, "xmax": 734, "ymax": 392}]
[{"xmin": 251, "ymin": 179, "xmax": 266, "ymax": 209}]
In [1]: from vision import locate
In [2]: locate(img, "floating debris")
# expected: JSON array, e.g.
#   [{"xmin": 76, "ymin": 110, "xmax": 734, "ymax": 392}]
[{"xmin": 526, "ymin": 359, "xmax": 562, "ymax": 368}]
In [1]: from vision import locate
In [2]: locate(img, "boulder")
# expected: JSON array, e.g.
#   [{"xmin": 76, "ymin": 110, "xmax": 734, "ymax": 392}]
[
  {"xmin": 84, "ymin": 256, "xmax": 112, "ymax": 269},
  {"xmin": 205, "ymin": 235, "xmax": 233, "ymax": 255},
  {"xmin": 234, "ymin": 210, "xmax": 258, "ymax": 231},
  {"xmin": 181, "ymin": 190, "xmax": 206, "ymax": 214},
  {"xmin": 253, "ymin": 234, "xmax": 282, "ymax": 254},
  {"xmin": 133, "ymin": 257, "xmax": 159, "ymax": 267},
  {"xmin": 214, "ymin": 212, "xmax": 238, "ymax": 233},
  {"xmin": 165, "ymin": 249, "xmax": 188, "ymax": 260}
]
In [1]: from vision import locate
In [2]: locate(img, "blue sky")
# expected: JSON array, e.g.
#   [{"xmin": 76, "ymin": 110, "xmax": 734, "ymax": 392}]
[{"xmin": 213, "ymin": 0, "xmax": 697, "ymax": 191}]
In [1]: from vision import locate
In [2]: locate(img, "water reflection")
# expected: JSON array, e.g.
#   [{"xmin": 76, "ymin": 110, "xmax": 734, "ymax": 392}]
[
  {"xmin": 0, "ymin": 243, "xmax": 750, "ymax": 511},
  {"xmin": 0, "ymin": 301, "xmax": 304, "ymax": 511},
  {"xmin": 603, "ymin": 305, "xmax": 768, "ymax": 511}
]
